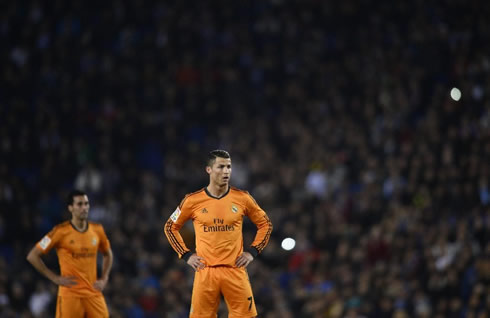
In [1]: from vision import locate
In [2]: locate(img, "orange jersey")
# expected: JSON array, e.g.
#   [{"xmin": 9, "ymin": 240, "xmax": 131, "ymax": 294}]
[
  {"xmin": 36, "ymin": 221, "xmax": 111, "ymax": 297},
  {"xmin": 164, "ymin": 187, "xmax": 273, "ymax": 267}
]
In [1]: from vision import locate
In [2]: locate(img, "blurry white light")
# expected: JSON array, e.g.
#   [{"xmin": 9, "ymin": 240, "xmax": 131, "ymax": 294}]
[
  {"xmin": 450, "ymin": 87, "xmax": 461, "ymax": 101},
  {"xmin": 281, "ymin": 238, "xmax": 296, "ymax": 251}
]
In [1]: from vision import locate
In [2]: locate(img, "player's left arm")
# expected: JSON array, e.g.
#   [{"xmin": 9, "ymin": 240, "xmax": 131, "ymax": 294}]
[
  {"xmin": 94, "ymin": 225, "xmax": 113, "ymax": 292},
  {"xmin": 237, "ymin": 193, "xmax": 273, "ymax": 267},
  {"xmin": 94, "ymin": 247, "xmax": 113, "ymax": 291}
]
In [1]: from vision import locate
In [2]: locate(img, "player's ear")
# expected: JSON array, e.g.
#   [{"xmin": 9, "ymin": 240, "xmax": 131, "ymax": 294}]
[{"xmin": 206, "ymin": 166, "xmax": 212, "ymax": 174}]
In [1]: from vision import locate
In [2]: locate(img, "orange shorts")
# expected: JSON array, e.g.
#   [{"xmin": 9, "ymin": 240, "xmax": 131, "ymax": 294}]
[
  {"xmin": 190, "ymin": 266, "xmax": 257, "ymax": 318},
  {"xmin": 55, "ymin": 294, "xmax": 109, "ymax": 318}
]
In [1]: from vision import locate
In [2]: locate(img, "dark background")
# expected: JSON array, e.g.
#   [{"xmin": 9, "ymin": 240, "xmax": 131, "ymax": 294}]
[{"xmin": 0, "ymin": 0, "xmax": 489, "ymax": 317}]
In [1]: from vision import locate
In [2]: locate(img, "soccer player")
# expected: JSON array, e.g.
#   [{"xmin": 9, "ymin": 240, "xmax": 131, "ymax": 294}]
[
  {"xmin": 27, "ymin": 190, "xmax": 113, "ymax": 318},
  {"xmin": 164, "ymin": 150, "xmax": 273, "ymax": 318}
]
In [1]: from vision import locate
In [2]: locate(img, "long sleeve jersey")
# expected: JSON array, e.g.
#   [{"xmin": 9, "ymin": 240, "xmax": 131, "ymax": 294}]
[{"xmin": 164, "ymin": 187, "xmax": 273, "ymax": 267}]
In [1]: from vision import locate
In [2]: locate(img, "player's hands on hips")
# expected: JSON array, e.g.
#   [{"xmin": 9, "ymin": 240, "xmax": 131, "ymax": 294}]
[
  {"xmin": 93, "ymin": 277, "xmax": 108, "ymax": 291},
  {"xmin": 53, "ymin": 275, "xmax": 78, "ymax": 287},
  {"xmin": 235, "ymin": 252, "xmax": 253, "ymax": 268},
  {"xmin": 187, "ymin": 253, "xmax": 206, "ymax": 271}
]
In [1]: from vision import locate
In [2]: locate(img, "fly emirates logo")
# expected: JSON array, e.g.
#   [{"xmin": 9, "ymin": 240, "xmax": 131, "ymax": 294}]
[
  {"xmin": 203, "ymin": 218, "xmax": 235, "ymax": 233},
  {"xmin": 72, "ymin": 248, "xmax": 96, "ymax": 259}
]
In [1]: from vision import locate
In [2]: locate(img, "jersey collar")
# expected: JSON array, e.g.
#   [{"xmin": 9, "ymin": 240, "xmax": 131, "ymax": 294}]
[
  {"xmin": 70, "ymin": 221, "xmax": 89, "ymax": 233},
  {"xmin": 205, "ymin": 186, "xmax": 230, "ymax": 200}
]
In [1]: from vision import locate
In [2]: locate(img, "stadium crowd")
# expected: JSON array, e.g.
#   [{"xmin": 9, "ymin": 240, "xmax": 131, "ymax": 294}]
[{"xmin": 1, "ymin": 0, "xmax": 489, "ymax": 317}]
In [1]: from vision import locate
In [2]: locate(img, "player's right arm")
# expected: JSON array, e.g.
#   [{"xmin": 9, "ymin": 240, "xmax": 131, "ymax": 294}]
[
  {"xmin": 26, "ymin": 246, "xmax": 77, "ymax": 287},
  {"xmin": 26, "ymin": 227, "xmax": 77, "ymax": 287},
  {"xmin": 164, "ymin": 195, "xmax": 204, "ymax": 270}
]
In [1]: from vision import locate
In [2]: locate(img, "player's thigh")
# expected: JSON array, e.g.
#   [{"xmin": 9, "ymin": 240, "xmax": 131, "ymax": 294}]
[
  {"xmin": 220, "ymin": 267, "xmax": 257, "ymax": 318},
  {"xmin": 190, "ymin": 267, "xmax": 221, "ymax": 318},
  {"xmin": 56, "ymin": 296, "xmax": 84, "ymax": 318},
  {"xmin": 83, "ymin": 294, "xmax": 109, "ymax": 318}
]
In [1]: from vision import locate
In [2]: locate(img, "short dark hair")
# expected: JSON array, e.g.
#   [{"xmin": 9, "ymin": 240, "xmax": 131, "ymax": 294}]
[
  {"xmin": 207, "ymin": 150, "xmax": 231, "ymax": 167},
  {"xmin": 67, "ymin": 189, "xmax": 87, "ymax": 206}
]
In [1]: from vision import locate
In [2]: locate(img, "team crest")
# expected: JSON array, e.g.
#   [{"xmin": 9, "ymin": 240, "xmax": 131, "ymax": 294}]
[
  {"xmin": 231, "ymin": 205, "xmax": 238, "ymax": 213},
  {"xmin": 92, "ymin": 237, "xmax": 97, "ymax": 246}
]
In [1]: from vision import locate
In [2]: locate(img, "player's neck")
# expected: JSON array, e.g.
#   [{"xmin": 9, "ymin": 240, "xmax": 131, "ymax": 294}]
[
  {"xmin": 71, "ymin": 218, "xmax": 88, "ymax": 232},
  {"xmin": 206, "ymin": 184, "xmax": 229, "ymax": 198}
]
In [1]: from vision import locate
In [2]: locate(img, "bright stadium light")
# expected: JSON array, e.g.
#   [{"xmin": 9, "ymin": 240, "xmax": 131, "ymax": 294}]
[
  {"xmin": 281, "ymin": 237, "xmax": 296, "ymax": 251},
  {"xmin": 450, "ymin": 87, "xmax": 461, "ymax": 101}
]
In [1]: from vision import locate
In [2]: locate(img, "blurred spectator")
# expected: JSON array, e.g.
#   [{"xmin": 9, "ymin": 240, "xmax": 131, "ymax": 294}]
[{"xmin": 28, "ymin": 281, "xmax": 53, "ymax": 317}]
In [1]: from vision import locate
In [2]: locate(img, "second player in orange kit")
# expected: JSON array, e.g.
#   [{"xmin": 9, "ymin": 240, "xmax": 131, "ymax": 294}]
[{"xmin": 27, "ymin": 190, "xmax": 113, "ymax": 318}]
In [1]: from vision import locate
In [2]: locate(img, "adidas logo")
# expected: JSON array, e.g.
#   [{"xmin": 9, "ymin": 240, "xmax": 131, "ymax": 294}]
[{"xmin": 201, "ymin": 208, "xmax": 208, "ymax": 213}]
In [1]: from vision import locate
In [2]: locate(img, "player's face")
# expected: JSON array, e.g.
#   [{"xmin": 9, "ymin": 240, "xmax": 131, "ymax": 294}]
[
  {"xmin": 207, "ymin": 157, "xmax": 232, "ymax": 186},
  {"xmin": 68, "ymin": 195, "xmax": 90, "ymax": 220}
]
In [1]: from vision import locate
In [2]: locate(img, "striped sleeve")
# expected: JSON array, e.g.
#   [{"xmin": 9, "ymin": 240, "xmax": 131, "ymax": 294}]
[
  {"xmin": 163, "ymin": 196, "xmax": 192, "ymax": 259},
  {"xmin": 244, "ymin": 193, "xmax": 273, "ymax": 255}
]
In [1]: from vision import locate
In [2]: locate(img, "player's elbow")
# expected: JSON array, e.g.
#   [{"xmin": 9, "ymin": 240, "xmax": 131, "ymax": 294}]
[
  {"xmin": 26, "ymin": 247, "xmax": 40, "ymax": 264},
  {"xmin": 163, "ymin": 219, "xmax": 178, "ymax": 234},
  {"xmin": 26, "ymin": 250, "xmax": 35, "ymax": 264},
  {"xmin": 103, "ymin": 248, "xmax": 114, "ymax": 261},
  {"xmin": 262, "ymin": 220, "xmax": 273, "ymax": 232}
]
